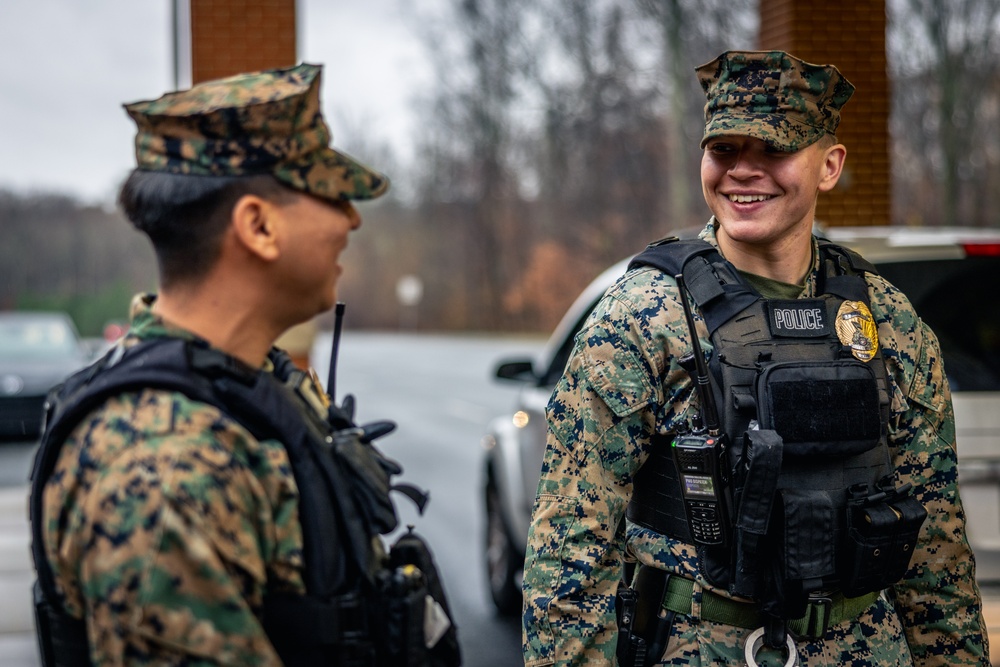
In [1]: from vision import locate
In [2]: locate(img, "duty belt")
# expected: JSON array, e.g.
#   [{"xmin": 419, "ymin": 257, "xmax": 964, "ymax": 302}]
[{"xmin": 646, "ymin": 574, "xmax": 880, "ymax": 640}]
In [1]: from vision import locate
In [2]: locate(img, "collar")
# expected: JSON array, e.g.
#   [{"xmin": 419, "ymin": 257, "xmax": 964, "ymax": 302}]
[
  {"xmin": 124, "ymin": 293, "xmax": 275, "ymax": 372},
  {"xmin": 699, "ymin": 218, "xmax": 821, "ymax": 297}
]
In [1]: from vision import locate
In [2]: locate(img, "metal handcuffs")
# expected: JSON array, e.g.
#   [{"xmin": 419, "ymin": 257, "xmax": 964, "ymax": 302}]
[{"xmin": 743, "ymin": 627, "xmax": 799, "ymax": 667}]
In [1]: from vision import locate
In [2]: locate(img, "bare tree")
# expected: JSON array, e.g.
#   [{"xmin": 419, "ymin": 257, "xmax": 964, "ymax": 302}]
[
  {"xmin": 405, "ymin": 0, "xmax": 757, "ymax": 330},
  {"xmin": 888, "ymin": 0, "xmax": 1000, "ymax": 227},
  {"xmin": 634, "ymin": 0, "xmax": 757, "ymax": 231},
  {"xmin": 0, "ymin": 189, "xmax": 154, "ymax": 334},
  {"xmin": 409, "ymin": 0, "xmax": 537, "ymax": 330}
]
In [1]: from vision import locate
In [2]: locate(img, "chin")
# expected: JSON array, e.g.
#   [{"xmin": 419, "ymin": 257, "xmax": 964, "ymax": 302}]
[{"xmin": 717, "ymin": 218, "xmax": 766, "ymax": 240}]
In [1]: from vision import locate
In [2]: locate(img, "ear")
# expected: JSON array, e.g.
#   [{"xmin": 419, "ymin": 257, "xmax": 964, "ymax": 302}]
[
  {"xmin": 230, "ymin": 194, "xmax": 281, "ymax": 262},
  {"xmin": 817, "ymin": 143, "xmax": 847, "ymax": 193}
]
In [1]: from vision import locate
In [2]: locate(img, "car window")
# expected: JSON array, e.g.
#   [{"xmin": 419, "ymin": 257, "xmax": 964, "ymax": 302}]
[
  {"xmin": 877, "ymin": 257, "xmax": 1000, "ymax": 392},
  {"xmin": 540, "ymin": 297, "xmax": 602, "ymax": 388},
  {"xmin": 0, "ymin": 318, "xmax": 79, "ymax": 359}
]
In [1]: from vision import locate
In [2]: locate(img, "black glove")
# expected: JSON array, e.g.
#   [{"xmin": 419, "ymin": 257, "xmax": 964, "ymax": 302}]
[
  {"xmin": 327, "ymin": 394, "xmax": 403, "ymax": 534},
  {"xmin": 329, "ymin": 394, "xmax": 398, "ymax": 444}
]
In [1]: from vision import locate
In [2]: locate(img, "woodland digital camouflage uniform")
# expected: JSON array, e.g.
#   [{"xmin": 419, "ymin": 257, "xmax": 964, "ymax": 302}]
[
  {"xmin": 42, "ymin": 300, "xmax": 306, "ymax": 666},
  {"xmin": 698, "ymin": 50, "xmax": 855, "ymax": 152},
  {"xmin": 40, "ymin": 63, "xmax": 386, "ymax": 666},
  {"xmin": 522, "ymin": 221, "xmax": 990, "ymax": 667},
  {"xmin": 125, "ymin": 63, "xmax": 387, "ymax": 202}
]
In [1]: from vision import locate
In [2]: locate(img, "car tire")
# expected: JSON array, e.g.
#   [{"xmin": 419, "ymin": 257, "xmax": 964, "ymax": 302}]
[{"xmin": 485, "ymin": 480, "xmax": 523, "ymax": 616}]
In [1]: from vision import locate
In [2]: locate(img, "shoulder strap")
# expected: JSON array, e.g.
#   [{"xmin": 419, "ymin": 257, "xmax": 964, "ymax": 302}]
[
  {"xmin": 816, "ymin": 239, "xmax": 878, "ymax": 304},
  {"xmin": 30, "ymin": 338, "xmax": 373, "ymax": 607},
  {"xmin": 29, "ymin": 339, "xmax": 221, "ymax": 609},
  {"xmin": 629, "ymin": 237, "xmax": 760, "ymax": 334}
]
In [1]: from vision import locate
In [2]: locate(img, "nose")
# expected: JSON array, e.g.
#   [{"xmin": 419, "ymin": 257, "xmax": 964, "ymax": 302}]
[
  {"xmin": 346, "ymin": 202, "xmax": 362, "ymax": 230},
  {"xmin": 337, "ymin": 201, "xmax": 362, "ymax": 230},
  {"xmin": 727, "ymin": 145, "xmax": 763, "ymax": 179}
]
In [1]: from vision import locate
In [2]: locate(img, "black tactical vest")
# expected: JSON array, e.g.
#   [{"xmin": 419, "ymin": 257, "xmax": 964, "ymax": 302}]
[
  {"xmin": 626, "ymin": 238, "xmax": 926, "ymax": 619},
  {"xmin": 29, "ymin": 337, "xmax": 461, "ymax": 667}
]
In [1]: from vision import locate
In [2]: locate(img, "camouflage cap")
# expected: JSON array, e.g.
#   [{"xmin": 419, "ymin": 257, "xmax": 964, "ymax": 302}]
[
  {"xmin": 124, "ymin": 63, "xmax": 388, "ymax": 201},
  {"xmin": 696, "ymin": 50, "xmax": 855, "ymax": 152}
]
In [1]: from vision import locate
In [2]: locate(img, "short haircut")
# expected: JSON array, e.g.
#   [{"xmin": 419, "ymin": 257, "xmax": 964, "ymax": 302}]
[
  {"xmin": 815, "ymin": 133, "xmax": 839, "ymax": 148},
  {"xmin": 118, "ymin": 170, "xmax": 296, "ymax": 288}
]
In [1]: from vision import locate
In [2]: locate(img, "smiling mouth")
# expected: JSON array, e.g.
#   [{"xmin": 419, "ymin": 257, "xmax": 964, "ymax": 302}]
[{"xmin": 727, "ymin": 194, "xmax": 774, "ymax": 203}]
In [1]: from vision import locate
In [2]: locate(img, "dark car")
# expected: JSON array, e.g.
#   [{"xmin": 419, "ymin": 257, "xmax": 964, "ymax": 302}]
[
  {"xmin": 481, "ymin": 226, "xmax": 1000, "ymax": 615},
  {"xmin": 0, "ymin": 312, "xmax": 93, "ymax": 440}
]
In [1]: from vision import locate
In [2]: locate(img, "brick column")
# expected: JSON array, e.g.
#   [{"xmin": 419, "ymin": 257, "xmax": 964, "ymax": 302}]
[
  {"xmin": 759, "ymin": 1, "xmax": 890, "ymax": 228},
  {"xmin": 188, "ymin": 0, "xmax": 309, "ymax": 365},
  {"xmin": 189, "ymin": 0, "xmax": 297, "ymax": 84}
]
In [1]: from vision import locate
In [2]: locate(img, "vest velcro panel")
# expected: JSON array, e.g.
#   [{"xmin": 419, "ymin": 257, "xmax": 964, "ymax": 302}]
[{"xmin": 757, "ymin": 360, "xmax": 882, "ymax": 457}]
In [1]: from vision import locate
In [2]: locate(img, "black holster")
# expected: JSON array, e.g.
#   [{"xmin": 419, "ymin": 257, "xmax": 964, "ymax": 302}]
[
  {"xmin": 615, "ymin": 583, "xmax": 647, "ymax": 667},
  {"xmin": 616, "ymin": 567, "xmax": 675, "ymax": 667}
]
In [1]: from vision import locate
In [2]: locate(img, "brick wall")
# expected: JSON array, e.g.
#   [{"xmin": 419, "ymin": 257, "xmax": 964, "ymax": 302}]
[
  {"xmin": 760, "ymin": 1, "xmax": 890, "ymax": 228},
  {"xmin": 190, "ymin": 0, "xmax": 297, "ymax": 84}
]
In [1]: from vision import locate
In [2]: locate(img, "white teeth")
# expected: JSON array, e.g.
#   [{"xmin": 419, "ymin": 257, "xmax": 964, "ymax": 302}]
[{"xmin": 728, "ymin": 194, "xmax": 772, "ymax": 203}]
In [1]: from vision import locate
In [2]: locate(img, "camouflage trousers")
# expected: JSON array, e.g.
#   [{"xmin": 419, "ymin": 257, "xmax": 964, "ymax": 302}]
[{"xmin": 655, "ymin": 590, "xmax": 913, "ymax": 666}]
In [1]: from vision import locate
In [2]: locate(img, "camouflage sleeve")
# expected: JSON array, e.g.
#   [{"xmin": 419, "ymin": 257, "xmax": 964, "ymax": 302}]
[
  {"xmin": 872, "ymin": 278, "xmax": 990, "ymax": 666},
  {"xmin": 44, "ymin": 389, "xmax": 303, "ymax": 666},
  {"xmin": 522, "ymin": 272, "xmax": 690, "ymax": 667}
]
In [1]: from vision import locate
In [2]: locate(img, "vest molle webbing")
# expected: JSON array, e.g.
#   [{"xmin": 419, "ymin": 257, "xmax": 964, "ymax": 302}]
[{"xmin": 625, "ymin": 238, "xmax": 925, "ymax": 620}]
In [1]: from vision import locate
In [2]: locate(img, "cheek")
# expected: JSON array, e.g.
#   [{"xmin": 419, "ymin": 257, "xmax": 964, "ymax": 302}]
[
  {"xmin": 700, "ymin": 161, "xmax": 713, "ymax": 195},
  {"xmin": 330, "ymin": 230, "xmax": 349, "ymax": 256},
  {"xmin": 700, "ymin": 155, "xmax": 712, "ymax": 183},
  {"xmin": 701, "ymin": 162, "xmax": 726, "ymax": 208},
  {"xmin": 700, "ymin": 157, "xmax": 726, "ymax": 190}
]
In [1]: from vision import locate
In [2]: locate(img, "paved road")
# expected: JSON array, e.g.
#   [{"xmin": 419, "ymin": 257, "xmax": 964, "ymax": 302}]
[{"xmin": 312, "ymin": 331, "xmax": 544, "ymax": 667}]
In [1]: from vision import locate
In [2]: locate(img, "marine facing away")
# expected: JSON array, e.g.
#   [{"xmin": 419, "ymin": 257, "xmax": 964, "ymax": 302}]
[{"xmin": 30, "ymin": 63, "xmax": 460, "ymax": 667}]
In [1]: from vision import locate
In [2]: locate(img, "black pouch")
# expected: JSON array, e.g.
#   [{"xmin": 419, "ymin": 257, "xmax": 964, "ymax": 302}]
[
  {"xmin": 730, "ymin": 428, "xmax": 783, "ymax": 600},
  {"xmin": 382, "ymin": 528, "xmax": 462, "ymax": 667},
  {"xmin": 381, "ymin": 563, "xmax": 431, "ymax": 667},
  {"xmin": 841, "ymin": 481, "xmax": 927, "ymax": 597},
  {"xmin": 765, "ymin": 488, "xmax": 837, "ymax": 619}
]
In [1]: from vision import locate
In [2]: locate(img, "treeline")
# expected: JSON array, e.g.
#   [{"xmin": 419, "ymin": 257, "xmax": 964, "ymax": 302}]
[
  {"xmin": 341, "ymin": 0, "xmax": 1000, "ymax": 331},
  {"xmin": 3, "ymin": 0, "xmax": 999, "ymax": 335},
  {"xmin": 0, "ymin": 191, "xmax": 155, "ymax": 336},
  {"xmin": 341, "ymin": 0, "xmax": 757, "ymax": 331}
]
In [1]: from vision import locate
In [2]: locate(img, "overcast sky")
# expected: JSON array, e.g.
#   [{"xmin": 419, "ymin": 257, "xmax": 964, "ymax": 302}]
[{"xmin": 0, "ymin": 0, "xmax": 434, "ymax": 205}]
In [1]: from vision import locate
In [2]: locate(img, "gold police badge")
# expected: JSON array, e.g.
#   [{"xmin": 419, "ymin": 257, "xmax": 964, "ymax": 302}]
[{"xmin": 836, "ymin": 300, "xmax": 878, "ymax": 362}]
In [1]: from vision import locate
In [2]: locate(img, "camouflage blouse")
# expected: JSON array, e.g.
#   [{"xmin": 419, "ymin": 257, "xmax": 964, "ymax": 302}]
[
  {"xmin": 42, "ymin": 299, "xmax": 305, "ymax": 666},
  {"xmin": 522, "ymin": 222, "xmax": 990, "ymax": 666}
]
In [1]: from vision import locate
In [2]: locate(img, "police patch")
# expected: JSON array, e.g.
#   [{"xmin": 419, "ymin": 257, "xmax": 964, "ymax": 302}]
[
  {"xmin": 836, "ymin": 300, "xmax": 878, "ymax": 362},
  {"xmin": 768, "ymin": 299, "xmax": 830, "ymax": 337}
]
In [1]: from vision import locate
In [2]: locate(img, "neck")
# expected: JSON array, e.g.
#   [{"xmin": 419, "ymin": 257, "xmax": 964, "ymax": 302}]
[
  {"xmin": 716, "ymin": 228, "xmax": 813, "ymax": 284},
  {"xmin": 153, "ymin": 284, "xmax": 283, "ymax": 368}
]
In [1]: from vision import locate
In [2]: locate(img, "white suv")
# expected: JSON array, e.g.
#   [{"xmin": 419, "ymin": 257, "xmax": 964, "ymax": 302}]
[{"xmin": 481, "ymin": 226, "xmax": 1000, "ymax": 615}]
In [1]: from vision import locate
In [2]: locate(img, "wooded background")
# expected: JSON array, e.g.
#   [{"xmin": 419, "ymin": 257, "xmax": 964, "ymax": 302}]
[{"xmin": 3, "ymin": 0, "xmax": 999, "ymax": 335}]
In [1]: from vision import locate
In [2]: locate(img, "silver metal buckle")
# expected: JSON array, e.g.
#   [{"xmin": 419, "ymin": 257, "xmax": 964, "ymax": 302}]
[{"xmin": 744, "ymin": 627, "xmax": 799, "ymax": 667}]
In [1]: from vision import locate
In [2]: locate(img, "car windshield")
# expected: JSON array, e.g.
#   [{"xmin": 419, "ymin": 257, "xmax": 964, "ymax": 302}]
[
  {"xmin": 0, "ymin": 317, "xmax": 80, "ymax": 359},
  {"xmin": 878, "ymin": 256, "xmax": 1000, "ymax": 392}
]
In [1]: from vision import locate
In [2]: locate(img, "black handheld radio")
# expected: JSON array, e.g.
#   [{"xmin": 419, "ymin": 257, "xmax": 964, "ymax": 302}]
[{"xmin": 672, "ymin": 274, "xmax": 732, "ymax": 546}]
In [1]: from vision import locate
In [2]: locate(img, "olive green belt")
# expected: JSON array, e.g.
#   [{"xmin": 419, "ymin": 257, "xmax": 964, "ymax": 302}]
[{"xmin": 659, "ymin": 576, "xmax": 880, "ymax": 640}]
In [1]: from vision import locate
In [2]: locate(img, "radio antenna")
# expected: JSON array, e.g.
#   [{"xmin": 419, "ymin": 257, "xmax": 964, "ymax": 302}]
[
  {"xmin": 327, "ymin": 302, "xmax": 346, "ymax": 401},
  {"xmin": 675, "ymin": 274, "xmax": 721, "ymax": 435}
]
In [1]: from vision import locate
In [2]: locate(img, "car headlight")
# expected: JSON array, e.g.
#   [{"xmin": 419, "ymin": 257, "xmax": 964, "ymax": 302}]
[{"xmin": 0, "ymin": 374, "xmax": 24, "ymax": 396}]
